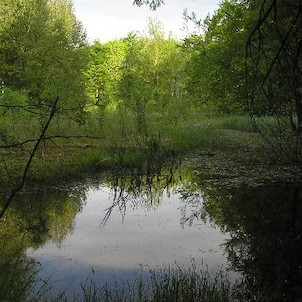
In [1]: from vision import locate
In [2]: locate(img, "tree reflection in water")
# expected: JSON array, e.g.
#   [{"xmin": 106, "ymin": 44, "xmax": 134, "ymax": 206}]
[
  {"xmin": 0, "ymin": 186, "xmax": 87, "ymax": 301},
  {"xmin": 100, "ymin": 163, "xmax": 181, "ymax": 226},
  {"xmin": 1, "ymin": 160, "xmax": 301, "ymax": 301},
  {"xmin": 179, "ymin": 180, "xmax": 302, "ymax": 301},
  {"xmin": 100, "ymin": 158, "xmax": 302, "ymax": 301}
]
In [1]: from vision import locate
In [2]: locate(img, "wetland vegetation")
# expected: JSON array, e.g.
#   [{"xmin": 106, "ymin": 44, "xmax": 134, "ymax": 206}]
[{"xmin": 1, "ymin": 0, "xmax": 302, "ymax": 301}]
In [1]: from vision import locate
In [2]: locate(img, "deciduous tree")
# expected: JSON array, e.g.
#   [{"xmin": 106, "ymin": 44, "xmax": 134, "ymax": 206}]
[{"xmin": 0, "ymin": 0, "xmax": 88, "ymax": 113}]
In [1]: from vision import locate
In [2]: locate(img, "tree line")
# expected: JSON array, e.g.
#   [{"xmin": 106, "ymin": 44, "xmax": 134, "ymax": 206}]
[{"xmin": 0, "ymin": 0, "xmax": 301, "ymax": 155}]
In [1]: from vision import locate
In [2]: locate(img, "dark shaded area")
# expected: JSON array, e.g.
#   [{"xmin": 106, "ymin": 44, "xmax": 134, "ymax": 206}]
[
  {"xmin": 201, "ymin": 182, "xmax": 302, "ymax": 301},
  {"xmin": 246, "ymin": 0, "xmax": 302, "ymax": 163}
]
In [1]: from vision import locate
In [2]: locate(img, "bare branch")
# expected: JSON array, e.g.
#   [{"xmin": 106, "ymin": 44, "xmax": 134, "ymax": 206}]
[
  {"xmin": 0, "ymin": 135, "xmax": 104, "ymax": 150},
  {"xmin": 0, "ymin": 97, "xmax": 59, "ymax": 219}
]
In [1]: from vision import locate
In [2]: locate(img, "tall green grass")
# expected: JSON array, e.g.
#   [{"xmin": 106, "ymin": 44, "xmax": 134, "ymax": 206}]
[
  {"xmin": 0, "ymin": 255, "xmax": 48, "ymax": 302},
  {"xmin": 96, "ymin": 109, "xmax": 254, "ymax": 154},
  {"xmin": 1, "ymin": 249, "xmax": 236, "ymax": 302},
  {"xmin": 167, "ymin": 126, "xmax": 225, "ymax": 152},
  {"xmin": 30, "ymin": 264, "xmax": 235, "ymax": 302},
  {"xmin": 0, "ymin": 98, "xmax": 265, "ymax": 188},
  {"xmin": 207, "ymin": 115, "xmax": 253, "ymax": 132}
]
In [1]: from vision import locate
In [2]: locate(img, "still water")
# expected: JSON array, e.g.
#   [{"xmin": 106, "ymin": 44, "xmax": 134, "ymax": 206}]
[
  {"xmin": 25, "ymin": 175, "xmax": 233, "ymax": 297},
  {"xmin": 1, "ymin": 162, "xmax": 302, "ymax": 301}
]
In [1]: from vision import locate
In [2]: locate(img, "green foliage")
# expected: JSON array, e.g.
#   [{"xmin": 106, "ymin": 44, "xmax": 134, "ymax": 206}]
[
  {"xmin": 0, "ymin": 87, "xmax": 29, "ymax": 106},
  {"xmin": 1, "ymin": 0, "xmax": 301, "ymax": 166},
  {"xmin": 0, "ymin": 0, "xmax": 88, "ymax": 110},
  {"xmin": 246, "ymin": 0, "xmax": 302, "ymax": 161},
  {"xmin": 0, "ymin": 87, "xmax": 40, "ymax": 143},
  {"xmin": 247, "ymin": 0, "xmax": 302, "ymax": 122},
  {"xmin": 180, "ymin": 0, "xmax": 302, "ymax": 161},
  {"xmin": 184, "ymin": 0, "xmax": 253, "ymax": 114},
  {"xmin": 133, "ymin": 0, "xmax": 164, "ymax": 10},
  {"xmin": 117, "ymin": 19, "xmax": 189, "ymax": 134},
  {"xmin": 84, "ymin": 19, "xmax": 190, "ymax": 136},
  {"xmin": 85, "ymin": 39, "xmax": 127, "ymax": 111},
  {"xmin": 208, "ymin": 115, "xmax": 253, "ymax": 132},
  {"xmin": 0, "ymin": 255, "xmax": 44, "ymax": 302}
]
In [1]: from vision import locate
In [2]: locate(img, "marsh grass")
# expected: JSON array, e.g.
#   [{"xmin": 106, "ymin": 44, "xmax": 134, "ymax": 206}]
[
  {"xmin": 0, "ymin": 243, "xmax": 236, "ymax": 302},
  {"xmin": 49, "ymin": 264, "xmax": 235, "ymax": 302},
  {"xmin": 167, "ymin": 126, "xmax": 225, "ymax": 152},
  {"xmin": 66, "ymin": 265, "xmax": 288, "ymax": 302},
  {"xmin": 207, "ymin": 115, "xmax": 253, "ymax": 132},
  {"xmin": 100, "ymin": 111, "xmax": 253, "ymax": 156},
  {"xmin": 0, "ymin": 109, "xmax": 263, "ymax": 187},
  {"xmin": 0, "ymin": 254, "xmax": 48, "ymax": 302}
]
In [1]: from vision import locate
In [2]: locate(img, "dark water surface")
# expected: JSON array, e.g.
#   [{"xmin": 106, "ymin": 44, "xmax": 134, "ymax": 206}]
[{"xmin": 1, "ymin": 163, "xmax": 302, "ymax": 300}]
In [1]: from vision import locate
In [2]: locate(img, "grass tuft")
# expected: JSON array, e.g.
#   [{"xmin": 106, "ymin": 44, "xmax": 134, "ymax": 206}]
[{"xmin": 73, "ymin": 264, "xmax": 234, "ymax": 302}]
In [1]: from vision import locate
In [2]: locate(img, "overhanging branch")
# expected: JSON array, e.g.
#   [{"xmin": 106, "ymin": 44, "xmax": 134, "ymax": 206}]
[{"xmin": 0, "ymin": 97, "xmax": 59, "ymax": 219}]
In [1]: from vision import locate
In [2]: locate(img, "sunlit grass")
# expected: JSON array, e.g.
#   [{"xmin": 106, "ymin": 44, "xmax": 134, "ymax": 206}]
[{"xmin": 1, "ymin": 105, "xmax": 277, "ymax": 187}]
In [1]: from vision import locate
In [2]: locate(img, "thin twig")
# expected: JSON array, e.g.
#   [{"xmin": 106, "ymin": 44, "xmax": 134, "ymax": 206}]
[
  {"xmin": 0, "ymin": 97, "xmax": 59, "ymax": 219},
  {"xmin": 0, "ymin": 134, "xmax": 104, "ymax": 149}
]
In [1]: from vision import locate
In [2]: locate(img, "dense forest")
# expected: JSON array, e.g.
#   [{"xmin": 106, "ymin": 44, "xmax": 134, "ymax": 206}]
[{"xmin": 1, "ymin": 0, "xmax": 301, "ymax": 162}]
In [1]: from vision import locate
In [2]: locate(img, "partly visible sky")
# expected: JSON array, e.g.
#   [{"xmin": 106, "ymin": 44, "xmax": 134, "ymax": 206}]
[{"xmin": 72, "ymin": 0, "xmax": 221, "ymax": 42}]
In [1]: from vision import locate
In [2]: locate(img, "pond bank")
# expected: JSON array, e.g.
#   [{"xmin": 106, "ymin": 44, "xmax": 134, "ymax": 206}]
[
  {"xmin": 1, "ymin": 130, "xmax": 302, "ymax": 302},
  {"xmin": 0, "ymin": 129, "xmax": 301, "ymax": 189}
]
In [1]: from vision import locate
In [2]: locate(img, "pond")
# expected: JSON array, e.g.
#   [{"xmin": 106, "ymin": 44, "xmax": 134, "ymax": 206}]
[
  {"xmin": 1, "ymin": 161, "xmax": 302, "ymax": 301},
  {"xmin": 26, "ymin": 186, "xmax": 232, "ymax": 298}
]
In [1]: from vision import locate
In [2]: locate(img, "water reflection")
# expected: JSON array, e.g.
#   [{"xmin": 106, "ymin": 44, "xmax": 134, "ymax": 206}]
[
  {"xmin": 100, "ymin": 163, "xmax": 181, "ymax": 226},
  {"xmin": 179, "ymin": 179, "xmax": 302, "ymax": 301},
  {"xmin": 0, "ymin": 186, "xmax": 88, "ymax": 300},
  {"xmin": 1, "ymin": 162, "xmax": 301, "ymax": 301},
  {"xmin": 0, "ymin": 164, "xmax": 232, "ymax": 299}
]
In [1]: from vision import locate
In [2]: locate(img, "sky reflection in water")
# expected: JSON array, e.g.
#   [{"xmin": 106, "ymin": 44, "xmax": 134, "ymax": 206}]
[{"xmin": 27, "ymin": 184, "xmax": 232, "ymax": 297}]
